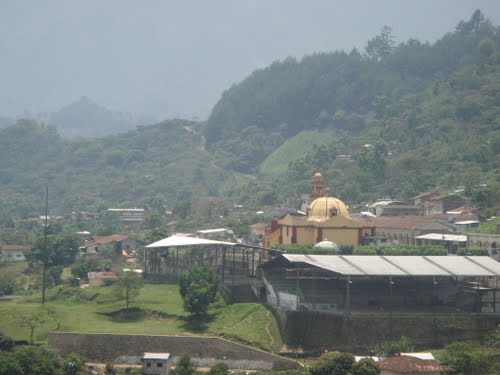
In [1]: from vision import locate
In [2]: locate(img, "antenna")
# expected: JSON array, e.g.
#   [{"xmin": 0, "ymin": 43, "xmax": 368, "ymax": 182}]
[{"xmin": 42, "ymin": 186, "xmax": 48, "ymax": 305}]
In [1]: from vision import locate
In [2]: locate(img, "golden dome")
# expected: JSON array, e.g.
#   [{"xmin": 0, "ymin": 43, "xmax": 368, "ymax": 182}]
[
  {"xmin": 308, "ymin": 196, "xmax": 349, "ymax": 221},
  {"xmin": 314, "ymin": 172, "xmax": 322, "ymax": 177}
]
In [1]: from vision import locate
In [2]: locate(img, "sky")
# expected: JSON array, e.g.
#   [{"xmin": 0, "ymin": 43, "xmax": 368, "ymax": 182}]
[{"xmin": 1, "ymin": 0, "xmax": 499, "ymax": 121}]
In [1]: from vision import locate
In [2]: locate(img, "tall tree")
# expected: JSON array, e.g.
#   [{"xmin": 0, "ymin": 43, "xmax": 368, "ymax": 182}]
[
  {"xmin": 365, "ymin": 25, "xmax": 395, "ymax": 62},
  {"xmin": 179, "ymin": 266, "xmax": 219, "ymax": 320},
  {"xmin": 114, "ymin": 271, "xmax": 144, "ymax": 309}
]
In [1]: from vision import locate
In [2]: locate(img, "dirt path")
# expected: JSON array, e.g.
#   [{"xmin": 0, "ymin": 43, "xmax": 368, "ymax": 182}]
[{"xmin": 184, "ymin": 126, "xmax": 206, "ymax": 151}]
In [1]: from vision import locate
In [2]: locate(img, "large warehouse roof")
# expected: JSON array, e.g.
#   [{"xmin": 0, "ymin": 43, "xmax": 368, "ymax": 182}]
[
  {"xmin": 146, "ymin": 234, "xmax": 236, "ymax": 248},
  {"xmin": 281, "ymin": 254, "xmax": 500, "ymax": 277}
]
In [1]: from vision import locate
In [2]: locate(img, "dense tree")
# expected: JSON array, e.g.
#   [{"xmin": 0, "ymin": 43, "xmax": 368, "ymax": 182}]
[
  {"xmin": 0, "ymin": 354, "xmax": 22, "ymax": 375},
  {"xmin": 179, "ymin": 266, "xmax": 219, "ymax": 320},
  {"xmin": 14, "ymin": 345, "xmax": 62, "ymax": 375}
]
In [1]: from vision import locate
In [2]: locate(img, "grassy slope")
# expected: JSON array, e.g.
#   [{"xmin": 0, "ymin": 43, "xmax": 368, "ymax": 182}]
[
  {"xmin": 0, "ymin": 284, "xmax": 283, "ymax": 353},
  {"xmin": 259, "ymin": 129, "xmax": 336, "ymax": 176}
]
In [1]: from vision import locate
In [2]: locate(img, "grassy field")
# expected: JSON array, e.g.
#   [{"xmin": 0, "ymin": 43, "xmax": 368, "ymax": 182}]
[
  {"xmin": 0, "ymin": 283, "xmax": 283, "ymax": 353},
  {"xmin": 259, "ymin": 129, "xmax": 336, "ymax": 176}
]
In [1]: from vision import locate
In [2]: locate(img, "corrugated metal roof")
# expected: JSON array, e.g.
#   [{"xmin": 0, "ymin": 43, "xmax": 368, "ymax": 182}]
[
  {"xmin": 146, "ymin": 234, "xmax": 236, "ymax": 248},
  {"xmin": 142, "ymin": 352, "xmax": 170, "ymax": 360},
  {"xmin": 281, "ymin": 254, "xmax": 500, "ymax": 276},
  {"xmin": 415, "ymin": 233, "xmax": 467, "ymax": 242}
]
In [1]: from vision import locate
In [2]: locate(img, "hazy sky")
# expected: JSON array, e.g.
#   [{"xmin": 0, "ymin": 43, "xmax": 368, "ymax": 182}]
[{"xmin": 1, "ymin": 0, "xmax": 499, "ymax": 121}]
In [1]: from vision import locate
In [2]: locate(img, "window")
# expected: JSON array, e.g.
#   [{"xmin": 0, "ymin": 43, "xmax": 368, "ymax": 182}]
[
  {"xmin": 147, "ymin": 363, "xmax": 151, "ymax": 368},
  {"xmin": 157, "ymin": 363, "xmax": 163, "ymax": 368}
]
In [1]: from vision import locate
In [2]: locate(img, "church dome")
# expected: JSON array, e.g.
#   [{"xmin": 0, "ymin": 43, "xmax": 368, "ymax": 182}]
[{"xmin": 308, "ymin": 196, "xmax": 349, "ymax": 221}]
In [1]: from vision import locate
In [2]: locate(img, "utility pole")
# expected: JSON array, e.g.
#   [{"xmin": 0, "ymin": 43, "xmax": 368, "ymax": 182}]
[{"xmin": 42, "ymin": 186, "xmax": 48, "ymax": 305}]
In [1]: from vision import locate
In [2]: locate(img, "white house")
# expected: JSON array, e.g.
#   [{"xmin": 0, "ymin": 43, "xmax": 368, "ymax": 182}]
[{"xmin": 1, "ymin": 245, "xmax": 31, "ymax": 262}]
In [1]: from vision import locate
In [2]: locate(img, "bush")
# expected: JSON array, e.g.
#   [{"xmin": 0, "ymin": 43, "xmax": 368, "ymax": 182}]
[
  {"xmin": 352, "ymin": 358, "xmax": 380, "ymax": 375},
  {"xmin": 310, "ymin": 352, "xmax": 355, "ymax": 375},
  {"xmin": 374, "ymin": 336, "xmax": 414, "ymax": 357},
  {"xmin": 0, "ymin": 353, "xmax": 22, "ymax": 375},
  {"xmin": 208, "ymin": 362, "xmax": 229, "ymax": 375},
  {"xmin": 458, "ymin": 247, "xmax": 489, "ymax": 256},
  {"xmin": 172, "ymin": 354, "xmax": 195, "ymax": 375},
  {"xmin": 0, "ymin": 333, "xmax": 15, "ymax": 352}
]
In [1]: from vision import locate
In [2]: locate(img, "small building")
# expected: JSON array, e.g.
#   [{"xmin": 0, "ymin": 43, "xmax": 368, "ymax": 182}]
[
  {"xmin": 369, "ymin": 200, "xmax": 425, "ymax": 217},
  {"xmin": 1, "ymin": 245, "xmax": 31, "ymax": 262},
  {"xmin": 80, "ymin": 234, "xmax": 137, "ymax": 257},
  {"xmin": 87, "ymin": 271, "xmax": 117, "ymax": 287},
  {"xmin": 142, "ymin": 352, "xmax": 171, "ymax": 375},
  {"xmin": 425, "ymin": 194, "xmax": 469, "ymax": 216},
  {"xmin": 378, "ymin": 355, "xmax": 451, "ymax": 375}
]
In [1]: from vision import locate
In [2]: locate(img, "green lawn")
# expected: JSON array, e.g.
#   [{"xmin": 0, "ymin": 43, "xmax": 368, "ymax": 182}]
[{"xmin": 0, "ymin": 283, "xmax": 283, "ymax": 353}]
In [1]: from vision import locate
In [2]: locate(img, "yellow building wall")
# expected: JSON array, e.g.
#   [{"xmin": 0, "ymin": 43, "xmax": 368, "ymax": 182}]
[
  {"xmin": 296, "ymin": 227, "xmax": 316, "ymax": 243},
  {"xmin": 321, "ymin": 228, "xmax": 359, "ymax": 246}
]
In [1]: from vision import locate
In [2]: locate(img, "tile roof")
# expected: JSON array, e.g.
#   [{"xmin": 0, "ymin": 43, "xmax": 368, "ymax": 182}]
[
  {"xmin": 379, "ymin": 356, "xmax": 451, "ymax": 373},
  {"xmin": 2, "ymin": 245, "xmax": 31, "ymax": 252},
  {"xmin": 373, "ymin": 216, "xmax": 436, "ymax": 230},
  {"xmin": 81, "ymin": 234, "xmax": 129, "ymax": 248}
]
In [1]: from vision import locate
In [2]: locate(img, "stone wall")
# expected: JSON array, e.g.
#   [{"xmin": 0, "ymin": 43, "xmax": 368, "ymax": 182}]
[
  {"xmin": 280, "ymin": 310, "xmax": 500, "ymax": 354},
  {"xmin": 48, "ymin": 333, "xmax": 299, "ymax": 370}
]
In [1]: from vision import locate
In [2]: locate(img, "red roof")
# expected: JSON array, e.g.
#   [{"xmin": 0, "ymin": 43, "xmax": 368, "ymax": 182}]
[
  {"xmin": 411, "ymin": 191, "xmax": 436, "ymax": 200},
  {"xmin": 81, "ymin": 234, "xmax": 129, "ymax": 249},
  {"xmin": 2, "ymin": 245, "xmax": 31, "ymax": 252},
  {"xmin": 379, "ymin": 356, "xmax": 451, "ymax": 373}
]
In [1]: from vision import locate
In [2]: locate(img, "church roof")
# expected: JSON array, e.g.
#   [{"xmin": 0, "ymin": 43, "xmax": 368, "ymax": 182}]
[{"xmin": 308, "ymin": 196, "xmax": 349, "ymax": 221}]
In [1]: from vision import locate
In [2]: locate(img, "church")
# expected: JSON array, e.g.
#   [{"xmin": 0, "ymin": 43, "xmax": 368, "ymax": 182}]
[{"xmin": 264, "ymin": 173, "xmax": 375, "ymax": 247}]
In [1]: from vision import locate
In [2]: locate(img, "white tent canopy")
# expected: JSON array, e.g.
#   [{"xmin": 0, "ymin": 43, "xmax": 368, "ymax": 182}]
[{"xmin": 145, "ymin": 234, "xmax": 236, "ymax": 248}]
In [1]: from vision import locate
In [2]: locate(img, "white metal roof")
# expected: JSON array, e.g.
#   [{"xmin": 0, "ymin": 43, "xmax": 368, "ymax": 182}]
[
  {"xmin": 146, "ymin": 234, "xmax": 236, "ymax": 248},
  {"xmin": 454, "ymin": 220, "xmax": 480, "ymax": 225},
  {"xmin": 196, "ymin": 228, "xmax": 232, "ymax": 234},
  {"xmin": 281, "ymin": 254, "xmax": 500, "ymax": 277},
  {"xmin": 414, "ymin": 233, "xmax": 467, "ymax": 242},
  {"xmin": 142, "ymin": 353, "xmax": 170, "ymax": 360}
]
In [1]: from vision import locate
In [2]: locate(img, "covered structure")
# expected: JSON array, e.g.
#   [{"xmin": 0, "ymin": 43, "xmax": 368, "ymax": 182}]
[
  {"xmin": 144, "ymin": 235, "xmax": 266, "ymax": 302},
  {"xmin": 262, "ymin": 254, "xmax": 500, "ymax": 314}
]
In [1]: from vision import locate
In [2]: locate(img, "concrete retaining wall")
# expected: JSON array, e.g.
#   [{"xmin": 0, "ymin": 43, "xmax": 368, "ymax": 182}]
[
  {"xmin": 281, "ymin": 310, "xmax": 500, "ymax": 353},
  {"xmin": 48, "ymin": 333, "xmax": 300, "ymax": 370}
]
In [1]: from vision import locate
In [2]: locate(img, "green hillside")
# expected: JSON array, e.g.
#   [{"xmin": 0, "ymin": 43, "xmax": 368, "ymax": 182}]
[
  {"xmin": 0, "ymin": 283, "xmax": 283, "ymax": 353},
  {"xmin": 259, "ymin": 129, "xmax": 336, "ymax": 176}
]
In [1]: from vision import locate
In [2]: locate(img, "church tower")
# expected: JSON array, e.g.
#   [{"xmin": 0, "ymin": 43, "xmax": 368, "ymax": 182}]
[{"xmin": 310, "ymin": 172, "xmax": 325, "ymax": 200}]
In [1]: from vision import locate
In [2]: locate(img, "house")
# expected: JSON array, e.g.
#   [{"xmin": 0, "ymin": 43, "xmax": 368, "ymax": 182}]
[
  {"xmin": 425, "ymin": 194, "xmax": 469, "ymax": 216},
  {"xmin": 369, "ymin": 200, "xmax": 425, "ymax": 217},
  {"xmin": 107, "ymin": 208, "xmax": 145, "ymax": 222},
  {"xmin": 1, "ymin": 245, "xmax": 31, "ymax": 262},
  {"xmin": 87, "ymin": 271, "xmax": 117, "ymax": 287},
  {"xmin": 378, "ymin": 355, "xmax": 451, "ymax": 375},
  {"xmin": 374, "ymin": 216, "xmax": 456, "ymax": 246},
  {"xmin": 142, "ymin": 353, "xmax": 171, "ymax": 375},
  {"xmin": 80, "ymin": 234, "xmax": 137, "ymax": 257},
  {"xmin": 410, "ymin": 191, "xmax": 438, "ymax": 206}
]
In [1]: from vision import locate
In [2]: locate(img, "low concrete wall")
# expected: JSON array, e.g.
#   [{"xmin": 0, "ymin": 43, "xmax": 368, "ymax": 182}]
[
  {"xmin": 48, "ymin": 333, "xmax": 299, "ymax": 370},
  {"xmin": 281, "ymin": 310, "xmax": 500, "ymax": 354}
]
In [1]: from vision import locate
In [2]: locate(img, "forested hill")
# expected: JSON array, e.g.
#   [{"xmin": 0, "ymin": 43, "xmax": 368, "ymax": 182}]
[
  {"xmin": 0, "ymin": 119, "xmax": 236, "ymax": 218},
  {"xmin": 0, "ymin": 11, "xmax": 499, "ymax": 222},
  {"xmin": 205, "ymin": 10, "xmax": 499, "ymax": 173}
]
